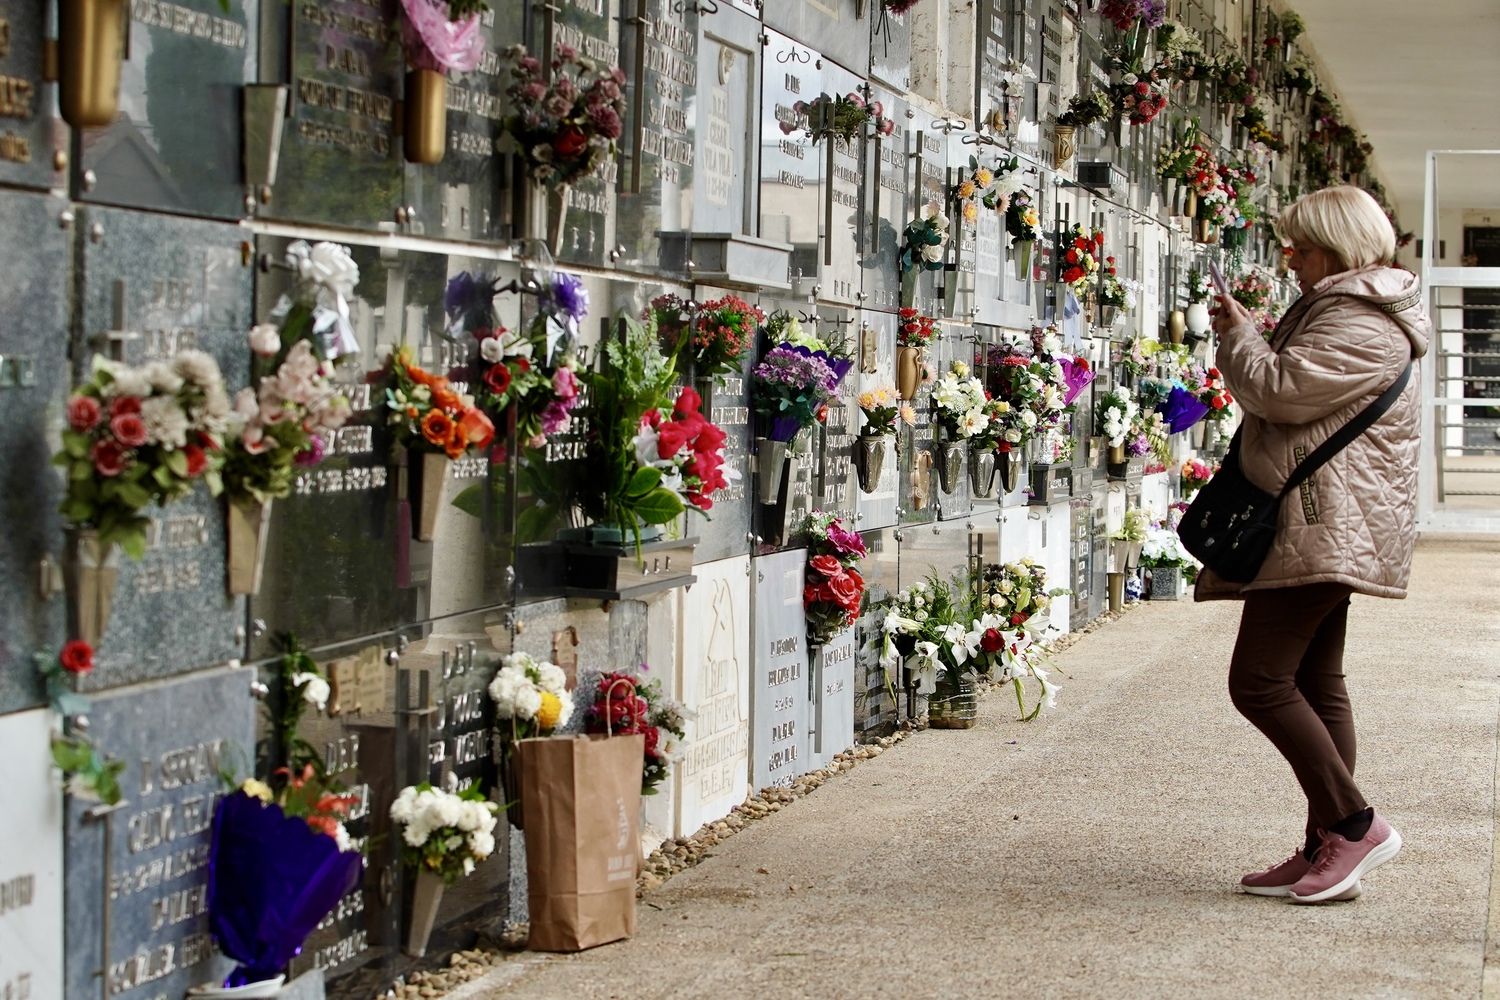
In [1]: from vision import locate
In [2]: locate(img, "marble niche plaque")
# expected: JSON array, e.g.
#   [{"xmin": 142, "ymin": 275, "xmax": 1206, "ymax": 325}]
[
  {"xmin": 693, "ymin": 9, "xmax": 758, "ymax": 238},
  {"xmin": 80, "ymin": 0, "xmax": 256, "ymax": 220},
  {"xmin": 818, "ymin": 59, "xmax": 867, "ymax": 308},
  {"xmin": 404, "ymin": 5, "xmax": 526, "ymax": 242},
  {"xmin": 269, "ymin": 0, "xmax": 403, "ymax": 232},
  {"xmin": 674, "ymin": 554, "xmax": 751, "ymax": 836},
  {"xmin": 862, "ymin": 87, "xmax": 909, "ymax": 315},
  {"xmin": 0, "ymin": 708, "xmax": 64, "ymax": 1000},
  {"xmin": 0, "ymin": 190, "xmax": 69, "ymax": 713},
  {"xmin": 0, "ymin": 1, "xmax": 64, "ymax": 191},
  {"xmin": 759, "ymin": 29, "xmax": 822, "ymax": 294},
  {"xmin": 64, "ymin": 667, "xmax": 257, "ymax": 1000},
  {"xmin": 75, "ymin": 207, "xmax": 251, "ymax": 687},
  {"xmin": 761, "ymin": 0, "xmax": 869, "ymax": 88},
  {"xmin": 548, "ymin": 0, "xmax": 619, "ymax": 268},
  {"xmin": 808, "ymin": 625, "xmax": 857, "ymax": 771},
  {"xmin": 750, "ymin": 547, "xmax": 809, "ymax": 791},
  {"xmin": 615, "ymin": 0, "xmax": 697, "ymax": 276}
]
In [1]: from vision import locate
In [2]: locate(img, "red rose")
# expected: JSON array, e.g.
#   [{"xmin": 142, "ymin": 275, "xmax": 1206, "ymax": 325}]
[
  {"xmin": 483, "ymin": 363, "xmax": 512, "ymax": 395},
  {"xmin": 1065, "ymin": 249, "xmax": 1079, "ymax": 264},
  {"xmin": 816, "ymin": 405, "xmax": 829, "ymax": 424},
  {"xmin": 91, "ymin": 439, "xmax": 127, "ymax": 477},
  {"xmin": 846, "ymin": 567, "xmax": 864, "ymax": 591},
  {"xmin": 826, "ymin": 571, "xmax": 860, "ymax": 607},
  {"xmin": 980, "ymin": 627, "xmax": 1004, "ymax": 653},
  {"xmin": 513, "ymin": 357, "xmax": 531, "ymax": 374},
  {"xmin": 674, "ymin": 386, "xmax": 702, "ymax": 420},
  {"xmin": 1010, "ymin": 612, "xmax": 1029, "ymax": 625},
  {"xmin": 110, "ymin": 396, "xmax": 141, "ymax": 418},
  {"xmin": 657, "ymin": 420, "xmax": 690, "ymax": 459},
  {"xmin": 110, "ymin": 413, "xmax": 148, "ymax": 448},
  {"xmin": 809, "ymin": 554, "xmax": 842, "ymax": 577},
  {"xmin": 59, "ymin": 639, "xmax": 94, "ymax": 675},
  {"xmin": 1210, "ymin": 396, "xmax": 1225, "ymax": 410},
  {"xmin": 67, "ymin": 396, "xmax": 102, "ymax": 431},
  {"xmin": 555, "ymin": 126, "xmax": 589, "ymax": 158},
  {"xmin": 643, "ymin": 725, "xmax": 661, "ymax": 758},
  {"xmin": 183, "ymin": 444, "xmax": 208, "ymax": 477}
]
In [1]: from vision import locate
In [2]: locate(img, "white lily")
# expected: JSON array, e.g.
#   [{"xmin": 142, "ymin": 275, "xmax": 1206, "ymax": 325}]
[
  {"xmin": 908, "ymin": 642, "xmax": 942, "ymax": 694},
  {"xmin": 941, "ymin": 622, "xmax": 978, "ymax": 666}
]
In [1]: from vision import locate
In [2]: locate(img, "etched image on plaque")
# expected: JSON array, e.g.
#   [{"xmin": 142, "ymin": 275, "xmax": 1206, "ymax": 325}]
[
  {"xmin": 74, "ymin": 208, "xmax": 251, "ymax": 687},
  {"xmin": 79, "ymin": 0, "xmax": 256, "ymax": 220}
]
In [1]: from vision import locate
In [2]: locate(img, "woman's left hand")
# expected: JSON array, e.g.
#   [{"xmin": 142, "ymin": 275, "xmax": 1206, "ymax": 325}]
[{"xmin": 1212, "ymin": 294, "xmax": 1253, "ymax": 335}]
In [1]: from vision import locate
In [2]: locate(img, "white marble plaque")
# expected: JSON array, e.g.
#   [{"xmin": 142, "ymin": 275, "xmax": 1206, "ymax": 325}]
[
  {"xmin": 808, "ymin": 626, "xmax": 858, "ymax": 771},
  {"xmin": 0, "ymin": 708, "xmax": 63, "ymax": 1000},
  {"xmin": 751, "ymin": 548, "xmax": 810, "ymax": 790},
  {"xmin": 674, "ymin": 556, "xmax": 751, "ymax": 836}
]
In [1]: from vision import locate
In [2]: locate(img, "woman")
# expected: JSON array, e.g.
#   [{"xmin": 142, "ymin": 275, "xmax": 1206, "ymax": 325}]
[{"xmin": 1203, "ymin": 186, "xmax": 1428, "ymax": 904}]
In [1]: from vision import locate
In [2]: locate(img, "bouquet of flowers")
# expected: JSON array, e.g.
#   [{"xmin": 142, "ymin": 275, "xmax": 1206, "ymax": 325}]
[
  {"xmin": 204, "ymin": 769, "xmax": 364, "ymax": 990},
  {"xmin": 858, "ymin": 385, "xmax": 910, "ymax": 436},
  {"xmin": 792, "ymin": 91, "xmax": 895, "ymax": 145},
  {"xmin": 765, "ymin": 312, "xmax": 855, "ymax": 390},
  {"xmin": 982, "ymin": 348, "xmax": 1057, "ymax": 451},
  {"xmin": 752, "ymin": 344, "xmax": 838, "ymax": 443},
  {"xmin": 1155, "ymin": 123, "xmax": 1200, "ymax": 183},
  {"xmin": 35, "ymin": 641, "xmax": 123, "ymax": 805},
  {"xmin": 1057, "ymin": 91, "xmax": 1113, "ymax": 128},
  {"xmin": 1142, "ymin": 521, "xmax": 1193, "ymax": 568},
  {"xmin": 1059, "ymin": 224, "xmax": 1104, "ymax": 297},
  {"xmin": 870, "ymin": 575, "xmax": 966, "ymax": 695},
  {"xmin": 1006, "ymin": 190, "xmax": 1041, "ymax": 242},
  {"xmin": 501, "ymin": 44, "xmax": 625, "ymax": 188},
  {"xmin": 583, "ymin": 671, "xmax": 689, "ymax": 795},
  {"xmin": 654, "ymin": 293, "xmax": 762, "ymax": 382},
  {"xmin": 1095, "ymin": 387, "xmax": 1139, "ymax": 449},
  {"xmin": 1197, "ymin": 366, "xmax": 1234, "ymax": 420},
  {"xmin": 1283, "ymin": 55, "xmax": 1316, "ymax": 95},
  {"xmin": 1230, "ymin": 270, "xmax": 1273, "ymax": 313},
  {"xmin": 1114, "ymin": 71, "xmax": 1169, "ymax": 125},
  {"xmin": 56, "ymin": 353, "xmax": 232, "ymax": 559},
  {"xmin": 1129, "ymin": 408, "xmax": 1171, "ymax": 464},
  {"xmin": 1185, "ymin": 143, "xmax": 1221, "ymax": 200},
  {"xmin": 270, "ymin": 240, "xmax": 362, "ymax": 362},
  {"xmin": 803, "ymin": 511, "xmax": 867, "ymax": 645},
  {"xmin": 633, "ymin": 384, "xmax": 734, "ymax": 512},
  {"xmin": 1100, "ymin": 0, "xmax": 1165, "ymax": 32},
  {"xmin": 1211, "ymin": 53, "xmax": 1256, "ymax": 108},
  {"xmin": 390, "ymin": 783, "xmax": 500, "ymax": 881},
  {"xmin": 931, "ymin": 361, "xmax": 990, "ymax": 441},
  {"xmin": 222, "ymin": 333, "xmax": 351, "ymax": 505},
  {"xmin": 897, "ymin": 307, "xmax": 938, "ymax": 350},
  {"xmin": 977, "ymin": 559, "xmax": 1053, "ymax": 626},
  {"xmin": 398, "ymin": 0, "xmax": 485, "ymax": 74},
  {"xmin": 1096, "ymin": 256, "xmax": 1132, "ymax": 310},
  {"xmin": 381, "ymin": 346, "xmax": 496, "ymax": 459},
  {"xmin": 1154, "ymin": 20, "xmax": 1203, "ymax": 66},
  {"xmin": 899, "ymin": 201, "xmax": 951, "ymax": 277},
  {"xmin": 1181, "ymin": 458, "xmax": 1214, "ymax": 497},
  {"xmin": 488, "ymin": 651, "xmax": 574, "ymax": 741},
  {"xmin": 952, "ymin": 154, "xmax": 1024, "ymax": 224}
]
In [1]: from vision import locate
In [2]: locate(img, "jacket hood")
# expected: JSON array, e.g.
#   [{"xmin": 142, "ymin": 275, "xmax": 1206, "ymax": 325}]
[{"xmin": 1319, "ymin": 265, "xmax": 1430, "ymax": 359}]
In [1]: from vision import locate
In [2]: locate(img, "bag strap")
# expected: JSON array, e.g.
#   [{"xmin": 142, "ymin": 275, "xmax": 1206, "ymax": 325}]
[{"xmin": 1278, "ymin": 361, "xmax": 1412, "ymax": 499}]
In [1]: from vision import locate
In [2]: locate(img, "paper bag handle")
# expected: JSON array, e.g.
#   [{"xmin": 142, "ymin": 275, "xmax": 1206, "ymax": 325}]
[{"xmin": 602, "ymin": 676, "xmax": 638, "ymax": 737}]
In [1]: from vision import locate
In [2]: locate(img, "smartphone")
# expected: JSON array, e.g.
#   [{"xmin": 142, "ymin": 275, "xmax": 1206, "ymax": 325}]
[{"xmin": 1208, "ymin": 260, "xmax": 1229, "ymax": 297}]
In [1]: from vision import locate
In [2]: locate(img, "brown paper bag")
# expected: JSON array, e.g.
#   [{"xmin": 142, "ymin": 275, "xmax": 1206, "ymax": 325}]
[{"xmin": 518, "ymin": 733, "xmax": 645, "ymax": 951}]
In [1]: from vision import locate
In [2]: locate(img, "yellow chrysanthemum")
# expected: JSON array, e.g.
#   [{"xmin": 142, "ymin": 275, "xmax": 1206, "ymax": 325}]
[
  {"xmin": 963, "ymin": 202, "xmax": 979, "ymax": 224},
  {"xmin": 241, "ymin": 778, "xmax": 273, "ymax": 803},
  {"xmin": 957, "ymin": 180, "xmax": 976, "ymax": 199},
  {"xmin": 974, "ymin": 168, "xmax": 994, "ymax": 187},
  {"xmin": 536, "ymin": 690, "xmax": 563, "ymax": 731}
]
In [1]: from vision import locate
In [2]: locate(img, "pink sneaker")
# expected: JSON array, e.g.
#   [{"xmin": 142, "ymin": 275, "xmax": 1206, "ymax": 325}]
[
  {"xmin": 1289, "ymin": 814, "xmax": 1402, "ymax": 904},
  {"xmin": 1241, "ymin": 851, "xmax": 1361, "ymax": 900}
]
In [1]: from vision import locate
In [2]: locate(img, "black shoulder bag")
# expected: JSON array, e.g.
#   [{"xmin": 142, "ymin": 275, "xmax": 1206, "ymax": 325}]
[{"xmin": 1177, "ymin": 361, "xmax": 1412, "ymax": 583}]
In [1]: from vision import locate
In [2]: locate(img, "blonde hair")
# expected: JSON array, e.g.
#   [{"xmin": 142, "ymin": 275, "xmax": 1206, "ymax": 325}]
[{"xmin": 1275, "ymin": 186, "xmax": 1396, "ymax": 271}]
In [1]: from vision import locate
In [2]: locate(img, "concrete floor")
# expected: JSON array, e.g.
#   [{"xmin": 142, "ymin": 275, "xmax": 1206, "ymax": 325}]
[{"xmin": 458, "ymin": 537, "xmax": 1500, "ymax": 1000}]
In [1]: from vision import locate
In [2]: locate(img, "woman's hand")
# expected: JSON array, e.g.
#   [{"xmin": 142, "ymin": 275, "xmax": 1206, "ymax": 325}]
[{"xmin": 1212, "ymin": 294, "xmax": 1253, "ymax": 335}]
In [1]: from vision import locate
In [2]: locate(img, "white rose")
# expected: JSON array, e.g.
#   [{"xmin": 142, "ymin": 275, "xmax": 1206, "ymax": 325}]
[
  {"xmin": 479, "ymin": 336, "xmax": 504, "ymax": 363},
  {"xmin": 249, "ymin": 324, "xmax": 282, "ymax": 356},
  {"xmin": 468, "ymin": 829, "xmax": 496, "ymax": 860},
  {"xmin": 921, "ymin": 242, "xmax": 945, "ymax": 263}
]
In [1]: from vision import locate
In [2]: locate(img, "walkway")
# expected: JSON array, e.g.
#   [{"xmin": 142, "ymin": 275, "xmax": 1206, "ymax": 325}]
[{"xmin": 461, "ymin": 537, "xmax": 1500, "ymax": 999}]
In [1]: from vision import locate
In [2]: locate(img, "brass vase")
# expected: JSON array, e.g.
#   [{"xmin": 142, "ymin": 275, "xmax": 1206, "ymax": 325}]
[
  {"xmin": 59, "ymin": 0, "xmax": 126, "ymax": 128},
  {"xmin": 1108, "ymin": 443, "xmax": 1126, "ymax": 465},
  {"xmin": 226, "ymin": 497, "xmax": 272, "ymax": 596},
  {"xmin": 935, "ymin": 440, "xmax": 963, "ymax": 495},
  {"xmin": 404, "ymin": 68, "xmax": 447, "ymax": 165},
  {"xmin": 896, "ymin": 346, "xmax": 922, "ymax": 401},
  {"xmin": 968, "ymin": 445, "xmax": 998, "ymax": 499},
  {"xmin": 63, "ymin": 527, "xmax": 118, "ymax": 646},
  {"xmin": 1107, "ymin": 572, "xmax": 1125, "ymax": 613},
  {"xmin": 1168, "ymin": 309, "xmax": 1187, "ymax": 345},
  {"xmin": 1053, "ymin": 125, "xmax": 1077, "ymax": 167}
]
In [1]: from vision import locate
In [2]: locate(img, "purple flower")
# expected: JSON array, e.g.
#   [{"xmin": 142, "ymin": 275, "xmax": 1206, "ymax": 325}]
[
  {"xmin": 540, "ymin": 400, "xmax": 572, "ymax": 435},
  {"xmin": 544, "ymin": 273, "xmax": 590, "ymax": 322},
  {"xmin": 1126, "ymin": 434, "xmax": 1150, "ymax": 458},
  {"xmin": 826, "ymin": 522, "xmax": 867, "ymax": 558},
  {"xmin": 295, "ymin": 434, "xmax": 326, "ymax": 466},
  {"xmin": 444, "ymin": 272, "xmax": 476, "ymax": 318}
]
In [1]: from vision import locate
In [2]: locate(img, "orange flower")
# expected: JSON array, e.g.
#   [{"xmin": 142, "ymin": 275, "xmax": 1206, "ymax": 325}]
[
  {"xmin": 458, "ymin": 407, "xmax": 495, "ymax": 450},
  {"xmin": 445, "ymin": 422, "xmax": 467, "ymax": 459},
  {"xmin": 407, "ymin": 363, "xmax": 435, "ymax": 388},
  {"xmin": 421, "ymin": 408, "xmax": 454, "ymax": 447},
  {"xmin": 433, "ymin": 387, "xmax": 461, "ymax": 412}
]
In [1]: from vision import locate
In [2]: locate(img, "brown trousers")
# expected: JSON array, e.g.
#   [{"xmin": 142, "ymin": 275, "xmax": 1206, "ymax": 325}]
[{"xmin": 1228, "ymin": 582, "xmax": 1368, "ymax": 842}]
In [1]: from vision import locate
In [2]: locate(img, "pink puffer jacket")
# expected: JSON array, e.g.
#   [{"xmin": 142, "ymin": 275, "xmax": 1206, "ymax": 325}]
[{"xmin": 1195, "ymin": 265, "xmax": 1429, "ymax": 600}]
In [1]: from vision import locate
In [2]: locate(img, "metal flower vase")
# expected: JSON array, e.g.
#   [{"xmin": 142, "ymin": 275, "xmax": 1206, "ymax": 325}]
[
  {"xmin": 63, "ymin": 527, "xmax": 118, "ymax": 646},
  {"xmin": 935, "ymin": 440, "xmax": 963, "ymax": 495},
  {"xmin": 1149, "ymin": 565, "xmax": 1181, "ymax": 601},
  {"xmin": 1107, "ymin": 572, "xmax": 1125, "ymax": 613},
  {"xmin": 226, "ymin": 497, "xmax": 273, "ymax": 596},
  {"xmin": 756, "ymin": 435, "xmax": 794, "ymax": 506},
  {"xmin": 1098, "ymin": 304, "xmax": 1119, "ymax": 330},
  {"xmin": 998, "ymin": 449, "xmax": 1025, "ymax": 493},
  {"xmin": 59, "ymin": 0, "xmax": 126, "ymax": 128},
  {"xmin": 407, "ymin": 451, "xmax": 450, "ymax": 542},
  {"xmin": 896, "ymin": 346, "xmax": 922, "ymax": 401},
  {"xmin": 854, "ymin": 434, "xmax": 886, "ymax": 493},
  {"xmin": 1108, "ymin": 443, "xmax": 1126, "ymax": 466},
  {"xmin": 405, "ymin": 869, "xmax": 445, "ymax": 957},
  {"xmin": 1168, "ymin": 309, "xmax": 1187, "ymax": 345},
  {"xmin": 1053, "ymin": 125, "xmax": 1077, "ymax": 167},
  {"xmin": 1012, "ymin": 239, "xmax": 1033, "ymax": 282},
  {"xmin": 403, "ymin": 69, "xmax": 447, "ymax": 165},
  {"xmin": 928, "ymin": 672, "xmax": 978, "ymax": 729},
  {"xmin": 968, "ymin": 445, "xmax": 998, "ymax": 498}
]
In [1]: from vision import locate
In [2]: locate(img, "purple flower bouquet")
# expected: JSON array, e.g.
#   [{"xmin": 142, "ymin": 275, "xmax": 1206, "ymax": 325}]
[
  {"xmin": 1058, "ymin": 355, "xmax": 1095, "ymax": 407},
  {"xmin": 1158, "ymin": 386, "xmax": 1210, "ymax": 434},
  {"xmin": 205, "ymin": 792, "xmax": 364, "ymax": 988},
  {"xmin": 752, "ymin": 345, "xmax": 837, "ymax": 443}
]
